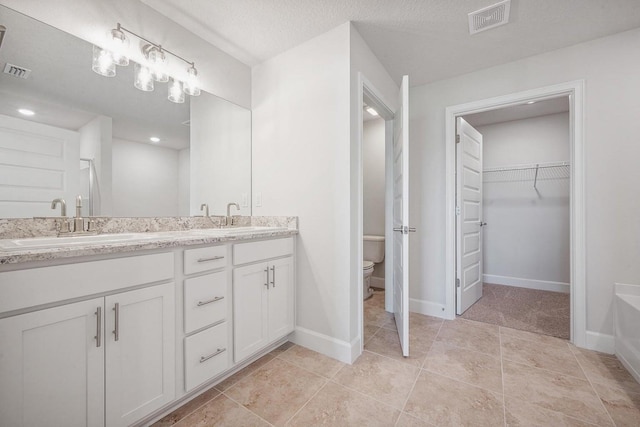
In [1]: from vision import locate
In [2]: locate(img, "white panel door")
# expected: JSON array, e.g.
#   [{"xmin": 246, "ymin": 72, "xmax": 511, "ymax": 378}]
[
  {"xmin": 0, "ymin": 298, "xmax": 104, "ymax": 427},
  {"xmin": 0, "ymin": 114, "xmax": 80, "ymax": 217},
  {"xmin": 268, "ymin": 256, "xmax": 295, "ymax": 340},
  {"xmin": 456, "ymin": 118, "xmax": 484, "ymax": 314},
  {"xmin": 393, "ymin": 75, "xmax": 411, "ymax": 357},
  {"xmin": 105, "ymin": 283, "xmax": 175, "ymax": 427}
]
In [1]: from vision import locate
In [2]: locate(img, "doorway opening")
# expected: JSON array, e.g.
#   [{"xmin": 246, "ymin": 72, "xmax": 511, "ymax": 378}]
[
  {"xmin": 457, "ymin": 97, "xmax": 571, "ymax": 339},
  {"xmin": 444, "ymin": 81, "xmax": 586, "ymax": 347}
]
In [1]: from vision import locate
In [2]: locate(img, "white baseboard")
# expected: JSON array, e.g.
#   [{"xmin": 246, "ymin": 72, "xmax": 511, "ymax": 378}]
[
  {"xmin": 616, "ymin": 341, "xmax": 640, "ymax": 384},
  {"xmin": 409, "ymin": 298, "xmax": 446, "ymax": 318},
  {"xmin": 585, "ymin": 330, "xmax": 615, "ymax": 354},
  {"xmin": 483, "ymin": 274, "xmax": 570, "ymax": 294},
  {"xmin": 292, "ymin": 326, "xmax": 359, "ymax": 364},
  {"xmin": 371, "ymin": 277, "xmax": 385, "ymax": 289}
]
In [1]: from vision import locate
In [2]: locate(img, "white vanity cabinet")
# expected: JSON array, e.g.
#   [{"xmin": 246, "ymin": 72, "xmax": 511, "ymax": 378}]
[
  {"xmin": 233, "ymin": 238, "xmax": 294, "ymax": 362},
  {"xmin": 0, "ymin": 253, "xmax": 175, "ymax": 427}
]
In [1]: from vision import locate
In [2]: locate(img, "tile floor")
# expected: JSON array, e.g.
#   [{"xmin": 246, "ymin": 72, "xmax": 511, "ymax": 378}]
[{"xmin": 153, "ymin": 291, "xmax": 640, "ymax": 426}]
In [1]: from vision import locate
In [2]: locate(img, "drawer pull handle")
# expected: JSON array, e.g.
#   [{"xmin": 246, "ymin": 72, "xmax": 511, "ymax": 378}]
[
  {"xmin": 264, "ymin": 267, "xmax": 269, "ymax": 288},
  {"xmin": 197, "ymin": 255, "xmax": 224, "ymax": 263},
  {"xmin": 113, "ymin": 302, "xmax": 120, "ymax": 342},
  {"xmin": 197, "ymin": 296, "xmax": 224, "ymax": 306},
  {"xmin": 200, "ymin": 348, "xmax": 226, "ymax": 363},
  {"xmin": 95, "ymin": 307, "xmax": 102, "ymax": 348},
  {"xmin": 270, "ymin": 266, "xmax": 276, "ymax": 288}
]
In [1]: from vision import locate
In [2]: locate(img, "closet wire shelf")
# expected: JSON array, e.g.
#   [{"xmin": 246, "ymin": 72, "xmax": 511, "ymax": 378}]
[{"xmin": 483, "ymin": 161, "xmax": 570, "ymax": 188}]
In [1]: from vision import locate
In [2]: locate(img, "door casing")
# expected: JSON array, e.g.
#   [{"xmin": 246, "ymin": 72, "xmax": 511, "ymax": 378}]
[{"xmin": 444, "ymin": 81, "xmax": 586, "ymax": 347}]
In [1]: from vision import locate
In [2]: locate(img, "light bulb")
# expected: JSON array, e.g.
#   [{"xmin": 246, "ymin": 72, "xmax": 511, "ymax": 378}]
[
  {"xmin": 168, "ymin": 78, "xmax": 185, "ymax": 103},
  {"xmin": 184, "ymin": 65, "xmax": 201, "ymax": 96},
  {"xmin": 92, "ymin": 45, "xmax": 116, "ymax": 77},
  {"xmin": 134, "ymin": 62, "xmax": 154, "ymax": 91},
  {"xmin": 145, "ymin": 45, "xmax": 168, "ymax": 83},
  {"xmin": 108, "ymin": 26, "xmax": 129, "ymax": 66}
]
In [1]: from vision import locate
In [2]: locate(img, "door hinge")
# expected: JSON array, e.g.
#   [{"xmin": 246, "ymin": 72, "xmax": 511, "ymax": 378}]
[
  {"xmin": 455, "ymin": 206, "xmax": 461, "ymax": 215},
  {"xmin": 456, "ymin": 278, "xmax": 461, "ymax": 288},
  {"xmin": 455, "ymin": 135, "xmax": 460, "ymax": 144}
]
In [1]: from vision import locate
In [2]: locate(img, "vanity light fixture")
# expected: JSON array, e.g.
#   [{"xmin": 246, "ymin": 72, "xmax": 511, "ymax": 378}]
[
  {"xmin": 92, "ymin": 23, "xmax": 201, "ymax": 103},
  {"xmin": 18, "ymin": 108, "xmax": 35, "ymax": 116}
]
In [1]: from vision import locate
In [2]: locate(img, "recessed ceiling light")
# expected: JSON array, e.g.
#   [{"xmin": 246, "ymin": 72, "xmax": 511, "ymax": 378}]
[
  {"xmin": 366, "ymin": 107, "xmax": 379, "ymax": 116},
  {"xmin": 149, "ymin": 137, "xmax": 160, "ymax": 143},
  {"xmin": 18, "ymin": 108, "xmax": 35, "ymax": 116},
  {"xmin": 526, "ymin": 101, "xmax": 536, "ymax": 105}
]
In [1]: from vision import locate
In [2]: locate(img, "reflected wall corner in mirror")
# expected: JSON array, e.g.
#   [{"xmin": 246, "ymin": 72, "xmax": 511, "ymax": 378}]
[{"xmin": 0, "ymin": 4, "xmax": 251, "ymax": 220}]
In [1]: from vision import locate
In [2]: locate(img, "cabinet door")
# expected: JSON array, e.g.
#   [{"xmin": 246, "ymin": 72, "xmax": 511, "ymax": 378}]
[
  {"xmin": 268, "ymin": 257, "xmax": 295, "ymax": 340},
  {"xmin": 0, "ymin": 298, "xmax": 105, "ymax": 427},
  {"xmin": 105, "ymin": 283, "xmax": 175, "ymax": 427},
  {"xmin": 233, "ymin": 262, "xmax": 269, "ymax": 362}
]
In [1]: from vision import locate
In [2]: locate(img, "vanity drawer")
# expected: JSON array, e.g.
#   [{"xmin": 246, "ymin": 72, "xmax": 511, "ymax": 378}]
[
  {"xmin": 184, "ymin": 245, "xmax": 226, "ymax": 275},
  {"xmin": 233, "ymin": 237, "xmax": 294, "ymax": 265},
  {"xmin": 184, "ymin": 322, "xmax": 229, "ymax": 392},
  {"xmin": 184, "ymin": 271, "xmax": 227, "ymax": 334}
]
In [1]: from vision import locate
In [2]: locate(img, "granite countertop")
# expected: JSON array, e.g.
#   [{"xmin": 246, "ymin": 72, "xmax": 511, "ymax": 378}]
[{"xmin": 0, "ymin": 227, "xmax": 298, "ymax": 265}]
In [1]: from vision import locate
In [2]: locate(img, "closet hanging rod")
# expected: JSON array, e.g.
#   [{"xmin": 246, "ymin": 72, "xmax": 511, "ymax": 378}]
[{"xmin": 483, "ymin": 161, "xmax": 569, "ymax": 173}]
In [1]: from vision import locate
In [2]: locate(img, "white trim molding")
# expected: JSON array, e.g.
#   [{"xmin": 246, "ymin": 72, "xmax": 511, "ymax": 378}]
[
  {"xmin": 409, "ymin": 298, "xmax": 447, "ymax": 318},
  {"xmin": 585, "ymin": 331, "xmax": 615, "ymax": 355},
  {"xmin": 483, "ymin": 275, "xmax": 570, "ymax": 294},
  {"xmin": 444, "ymin": 80, "xmax": 586, "ymax": 348},
  {"xmin": 292, "ymin": 326, "xmax": 359, "ymax": 364}
]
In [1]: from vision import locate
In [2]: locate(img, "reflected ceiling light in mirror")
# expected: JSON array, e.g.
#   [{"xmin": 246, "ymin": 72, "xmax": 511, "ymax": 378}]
[
  {"xmin": 92, "ymin": 23, "xmax": 201, "ymax": 103},
  {"xmin": 17, "ymin": 108, "xmax": 35, "ymax": 116},
  {"xmin": 92, "ymin": 45, "xmax": 116, "ymax": 77},
  {"xmin": 168, "ymin": 77, "xmax": 185, "ymax": 103},
  {"xmin": 366, "ymin": 107, "xmax": 379, "ymax": 116},
  {"xmin": 149, "ymin": 137, "xmax": 160, "ymax": 143},
  {"xmin": 134, "ymin": 62, "xmax": 154, "ymax": 91},
  {"xmin": 184, "ymin": 64, "xmax": 201, "ymax": 96}
]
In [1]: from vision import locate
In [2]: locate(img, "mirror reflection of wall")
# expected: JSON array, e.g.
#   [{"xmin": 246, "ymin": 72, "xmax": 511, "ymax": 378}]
[{"xmin": 0, "ymin": 4, "xmax": 251, "ymax": 219}]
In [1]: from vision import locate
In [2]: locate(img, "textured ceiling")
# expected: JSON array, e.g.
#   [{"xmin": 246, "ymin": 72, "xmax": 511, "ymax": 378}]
[{"xmin": 142, "ymin": 0, "xmax": 640, "ymax": 86}]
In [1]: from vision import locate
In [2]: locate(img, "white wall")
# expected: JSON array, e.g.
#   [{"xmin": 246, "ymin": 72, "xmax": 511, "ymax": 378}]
[
  {"xmin": 410, "ymin": 28, "xmax": 640, "ymax": 339},
  {"xmin": 79, "ymin": 116, "xmax": 112, "ymax": 215},
  {"xmin": 477, "ymin": 113, "xmax": 570, "ymax": 288},
  {"xmin": 252, "ymin": 23, "xmax": 397, "ymax": 362},
  {"xmin": 178, "ymin": 148, "xmax": 190, "ymax": 217},
  {"xmin": 111, "ymin": 138, "xmax": 180, "ymax": 217},
  {"xmin": 363, "ymin": 118, "xmax": 386, "ymax": 281},
  {"xmin": 0, "ymin": 0, "xmax": 251, "ymax": 108}
]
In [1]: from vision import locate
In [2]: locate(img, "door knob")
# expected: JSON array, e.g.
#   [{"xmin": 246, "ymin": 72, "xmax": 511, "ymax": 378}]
[
  {"xmin": 480, "ymin": 222, "xmax": 487, "ymax": 227},
  {"xmin": 393, "ymin": 226, "xmax": 417, "ymax": 234}
]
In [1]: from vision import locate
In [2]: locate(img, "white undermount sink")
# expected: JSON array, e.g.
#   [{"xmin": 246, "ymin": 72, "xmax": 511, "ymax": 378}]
[{"xmin": 0, "ymin": 233, "xmax": 157, "ymax": 250}]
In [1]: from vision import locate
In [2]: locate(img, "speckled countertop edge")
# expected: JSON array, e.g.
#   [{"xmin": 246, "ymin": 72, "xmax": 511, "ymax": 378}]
[{"xmin": 0, "ymin": 228, "xmax": 298, "ymax": 265}]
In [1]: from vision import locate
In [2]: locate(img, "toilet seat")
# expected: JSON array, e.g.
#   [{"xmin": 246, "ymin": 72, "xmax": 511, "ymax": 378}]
[{"xmin": 363, "ymin": 260, "xmax": 374, "ymax": 271}]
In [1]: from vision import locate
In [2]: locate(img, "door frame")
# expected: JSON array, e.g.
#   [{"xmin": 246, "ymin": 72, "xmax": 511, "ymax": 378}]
[
  {"xmin": 444, "ymin": 80, "xmax": 586, "ymax": 347},
  {"xmin": 356, "ymin": 73, "xmax": 395, "ymax": 355}
]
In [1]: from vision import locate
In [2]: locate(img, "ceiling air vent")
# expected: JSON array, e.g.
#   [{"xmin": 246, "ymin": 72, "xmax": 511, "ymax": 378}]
[
  {"xmin": 3, "ymin": 62, "xmax": 31, "ymax": 79},
  {"xmin": 468, "ymin": 0, "xmax": 511, "ymax": 35}
]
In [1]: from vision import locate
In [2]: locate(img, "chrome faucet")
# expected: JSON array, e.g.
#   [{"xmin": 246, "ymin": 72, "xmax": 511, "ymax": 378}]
[
  {"xmin": 51, "ymin": 198, "xmax": 66, "ymax": 217},
  {"xmin": 200, "ymin": 203, "xmax": 209, "ymax": 217},
  {"xmin": 74, "ymin": 195, "xmax": 85, "ymax": 232},
  {"xmin": 226, "ymin": 202, "xmax": 240, "ymax": 226}
]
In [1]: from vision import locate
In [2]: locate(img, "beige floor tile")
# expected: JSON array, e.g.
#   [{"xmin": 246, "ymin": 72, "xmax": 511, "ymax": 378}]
[
  {"xmin": 410, "ymin": 312, "xmax": 444, "ymax": 331},
  {"xmin": 501, "ymin": 334, "xmax": 585, "ymax": 379},
  {"xmin": 332, "ymin": 350, "xmax": 420, "ymax": 409},
  {"xmin": 592, "ymin": 381, "xmax": 640, "ymax": 427},
  {"xmin": 224, "ymin": 358, "xmax": 326, "ymax": 425},
  {"xmin": 286, "ymin": 381, "xmax": 400, "ymax": 426},
  {"xmin": 174, "ymin": 394, "xmax": 269, "ymax": 427},
  {"xmin": 395, "ymin": 412, "xmax": 437, "ymax": 426},
  {"xmin": 364, "ymin": 324, "xmax": 380, "ymax": 344},
  {"xmin": 436, "ymin": 319, "xmax": 501, "ymax": 357},
  {"xmin": 365, "ymin": 304, "xmax": 394, "ymax": 327},
  {"xmin": 277, "ymin": 344, "xmax": 345, "ymax": 378},
  {"xmin": 215, "ymin": 353, "xmax": 275, "ymax": 392},
  {"xmin": 270, "ymin": 341, "xmax": 295, "ymax": 357},
  {"xmin": 152, "ymin": 387, "xmax": 220, "ymax": 426},
  {"xmin": 404, "ymin": 371, "xmax": 504, "ymax": 427},
  {"xmin": 574, "ymin": 350, "xmax": 640, "ymax": 394},
  {"xmin": 364, "ymin": 327, "xmax": 435, "ymax": 367},
  {"xmin": 505, "ymin": 398, "xmax": 600, "ymax": 426},
  {"xmin": 502, "ymin": 360, "xmax": 612, "ymax": 426},
  {"xmin": 381, "ymin": 315, "xmax": 397, "ymax": 331},
  {"xmin": 500, "ymin": 326, "xmax": 570, "ymax": 349},
  {"xmin": 423, "ymin": 340, "xmax": 503, "ymax": 393}
]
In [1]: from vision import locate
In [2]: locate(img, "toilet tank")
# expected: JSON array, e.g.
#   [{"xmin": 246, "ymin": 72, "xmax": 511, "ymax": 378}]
[{"xmin": 363, "ymin": 235, "xmax": 385, "ymax": 263}]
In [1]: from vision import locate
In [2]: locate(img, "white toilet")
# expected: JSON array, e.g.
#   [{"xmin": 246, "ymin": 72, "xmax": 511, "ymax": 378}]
[{"xmin": 363, "ymin": 235, "xmax": 385, "ymax": 300}]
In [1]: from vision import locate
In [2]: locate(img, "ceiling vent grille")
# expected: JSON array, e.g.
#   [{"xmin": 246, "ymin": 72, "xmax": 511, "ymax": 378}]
[
  {"xmin": 468, "ymin": 0, "xmax": 511, "ymax": 35},
  {"xmin": 3, "ymin": 63, "xmax": 31, "ymax": 79}
]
